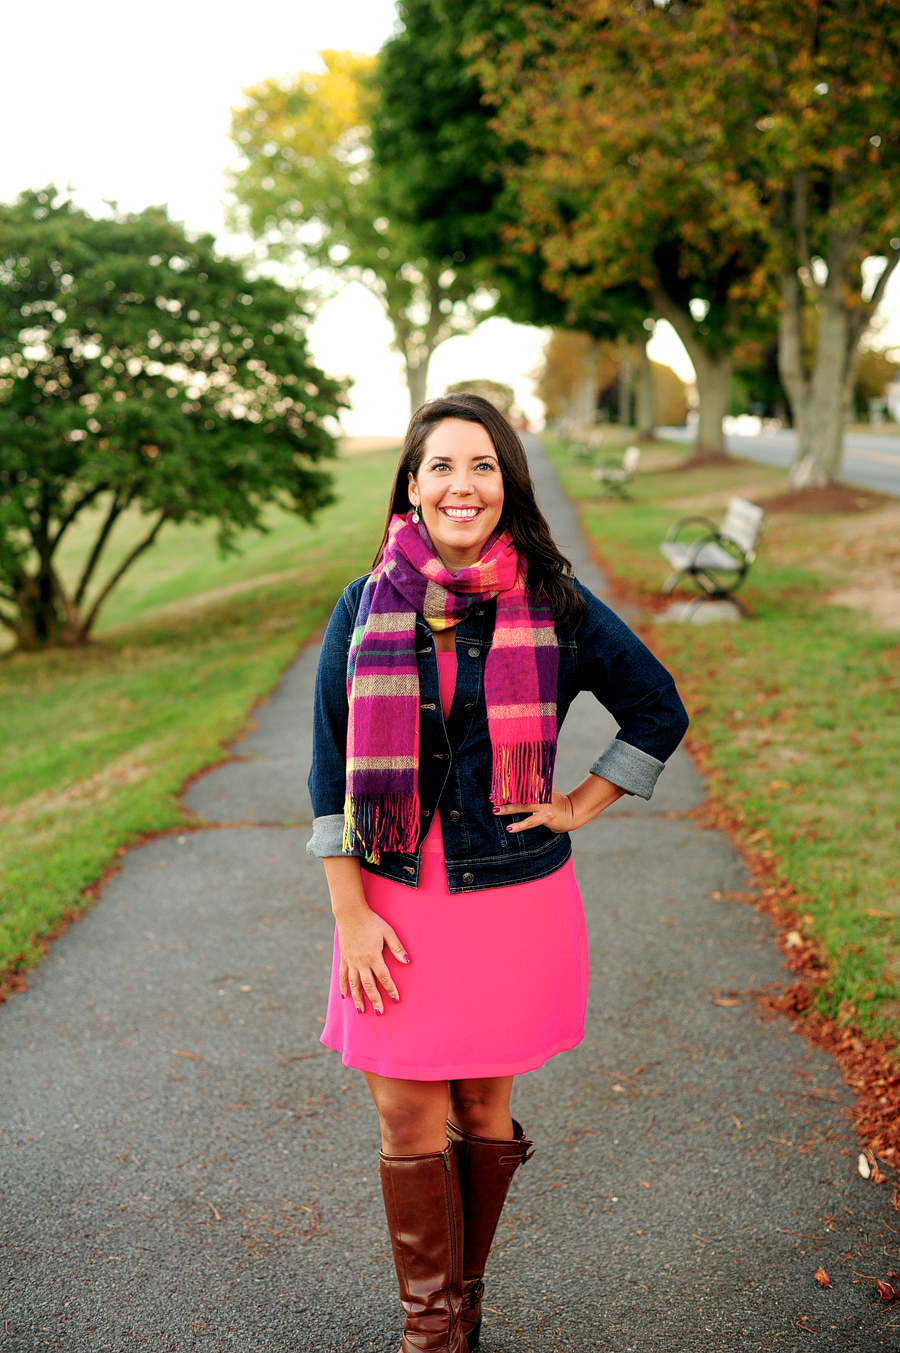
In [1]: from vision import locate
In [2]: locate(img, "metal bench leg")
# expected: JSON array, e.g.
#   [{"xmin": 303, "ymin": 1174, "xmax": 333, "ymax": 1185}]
[{"xmin": 661, "ymin": 571, "xmax": 684, "ymax": 596}]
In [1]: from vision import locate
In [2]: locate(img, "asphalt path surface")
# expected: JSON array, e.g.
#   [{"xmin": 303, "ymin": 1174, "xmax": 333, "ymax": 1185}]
[
  {"xmin": 660, "ymin": 426, "xmax": 900, "ymax": 497},
  {"xmin": 2, "ymin": 437, "xmax": 898, "ymax": 1352}
]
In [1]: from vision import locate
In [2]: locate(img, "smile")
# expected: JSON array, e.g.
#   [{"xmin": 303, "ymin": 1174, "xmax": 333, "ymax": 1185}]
[{"xmin": 438, "ymin": 506, "xmax": 484, "ymax": 521}]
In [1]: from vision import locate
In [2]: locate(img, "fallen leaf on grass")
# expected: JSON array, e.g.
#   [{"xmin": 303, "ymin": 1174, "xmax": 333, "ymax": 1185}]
[
  {"xmin": 814, "ymin": 1266, "xmax": 831, "ymax": 1289},
  {"xmin": 172, "ymin": 1049, "xmax": 203, "ymax": 1060},
  {"xmin": 785, "ymin": 930, "xmax": 804, "ymax": 948},
  {"xmin": 858, "ymin": 1153, "xmax": 871, "ymax": 1179},
  {"xmin": 640, "ymin": 1180, "xmax": 650, "ymax": 1188},
  {"xmin": 713, "ymin": 998, "xmax": 742, "ymax": 1007},
  {"xmin": 876, "ymin": 1280, "xmax": 900, "ymax": 1303}
]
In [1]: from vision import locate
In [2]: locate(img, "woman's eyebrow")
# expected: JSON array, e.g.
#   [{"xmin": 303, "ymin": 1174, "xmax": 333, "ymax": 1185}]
[{"xmin": 425, "ymin": 453, "xmax": 498, "ymax": 466}]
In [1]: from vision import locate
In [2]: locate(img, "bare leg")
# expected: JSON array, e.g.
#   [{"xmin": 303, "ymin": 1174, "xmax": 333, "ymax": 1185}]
[
  {"xmin": 364, "ymin": 1071, "xmax": 451, "ymax": 1155},
  {"xmin": 449, "ymin": 1076, "xmax": 514, "ymax": 1139}
]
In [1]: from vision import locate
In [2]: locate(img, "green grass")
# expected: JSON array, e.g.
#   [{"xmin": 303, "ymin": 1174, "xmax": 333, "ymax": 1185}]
[
  {"xmin": 546, "ymin": 432, "xmax": 900, "ymax": 1045},
  {"xmin": 0, "ymin": 447, "xmax": 399, "ymax": 982}
]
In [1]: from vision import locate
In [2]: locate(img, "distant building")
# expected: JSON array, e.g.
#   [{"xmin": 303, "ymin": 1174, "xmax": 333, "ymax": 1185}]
[{"xmin": 887, "ymin": 378, "xmax": 900, "ymax": 423}]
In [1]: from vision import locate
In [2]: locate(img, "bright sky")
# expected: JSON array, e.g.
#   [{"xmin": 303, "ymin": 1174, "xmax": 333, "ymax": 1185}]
[{"xmin": 3, "ymin": 0, "xmax": 897, "ymax": 433}]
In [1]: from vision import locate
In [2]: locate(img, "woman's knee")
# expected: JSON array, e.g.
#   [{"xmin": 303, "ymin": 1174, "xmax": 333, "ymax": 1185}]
[
  {"xmin": 449, "ymin": 1077, "xmax": 513, "ymax": 1135},
  {"xmin": 365, "ymin": 1074, "xmax": 449, "ymax": 1153}
]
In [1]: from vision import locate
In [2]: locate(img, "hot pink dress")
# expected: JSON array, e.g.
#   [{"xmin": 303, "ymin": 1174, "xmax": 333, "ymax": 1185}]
[{"xmin": 320, "ymin": 649, "xmax": 589, "ymax": 1080}]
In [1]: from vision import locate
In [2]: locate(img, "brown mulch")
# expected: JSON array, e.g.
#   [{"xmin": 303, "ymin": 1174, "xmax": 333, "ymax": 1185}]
[{"xmin": 756, "ymin": 485, "xmax": 891, "ymax": 514}]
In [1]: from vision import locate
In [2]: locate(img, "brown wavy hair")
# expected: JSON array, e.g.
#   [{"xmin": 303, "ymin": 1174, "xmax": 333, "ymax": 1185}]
[{"xmin": 373, "ymin": 394, "xmax": 585, "ymax": 634}]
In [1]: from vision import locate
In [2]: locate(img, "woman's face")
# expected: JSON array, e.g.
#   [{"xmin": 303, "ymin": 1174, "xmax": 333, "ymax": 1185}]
[{"xmin": 408, "ymin": 418, "xmax": 505, "ymax": 572}]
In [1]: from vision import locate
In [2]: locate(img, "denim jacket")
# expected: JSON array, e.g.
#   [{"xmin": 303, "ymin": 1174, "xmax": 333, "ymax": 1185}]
[{"xmin": 307, "ymin": 575, "xmax": 689, "ymax": 893}]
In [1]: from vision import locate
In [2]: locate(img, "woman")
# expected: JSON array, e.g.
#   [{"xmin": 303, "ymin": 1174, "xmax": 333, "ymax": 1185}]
[{"xmin": 307, "ymin": 394, "xmax": 688, "ymax": 1353}]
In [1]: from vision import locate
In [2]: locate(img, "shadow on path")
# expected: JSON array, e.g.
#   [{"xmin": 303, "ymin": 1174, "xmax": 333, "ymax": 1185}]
[{"xmin": 1, "ymin": 437, "xmax": 897, "ymax": 1352}]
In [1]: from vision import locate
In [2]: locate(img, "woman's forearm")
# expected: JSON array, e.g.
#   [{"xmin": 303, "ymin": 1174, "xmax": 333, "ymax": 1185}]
[
  {"xmin": 565, "ymin": 773, "xmax": 626, "ymax": 828},
  {"xmin": 323, "ymin": 855, "xmax": 370, "ymax": 920}
]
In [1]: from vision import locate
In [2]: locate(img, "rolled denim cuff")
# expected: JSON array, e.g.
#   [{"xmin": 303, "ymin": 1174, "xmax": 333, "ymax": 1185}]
[
  {"xmin": 589, "ymin": 739, "xmax": 666, "ymax": 800},
  {"xmin": 306, "ymin": 813, "xmax": 357, "ymax": 857}
]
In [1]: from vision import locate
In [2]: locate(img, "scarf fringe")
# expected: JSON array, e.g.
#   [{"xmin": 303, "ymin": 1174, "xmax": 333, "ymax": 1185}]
[
  {"xmin": 343, "ymin": 791, "xmax": 420, "ymax": 865},
  {"xmin": 490, "ymin": 740, "xmax": 557, "ymax": 807}
]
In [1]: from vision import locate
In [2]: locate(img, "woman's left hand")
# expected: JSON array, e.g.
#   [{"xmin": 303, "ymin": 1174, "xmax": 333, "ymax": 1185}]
[{"xmin": 494, "ymin": 775, "xmax": 627, "ymax": 834}]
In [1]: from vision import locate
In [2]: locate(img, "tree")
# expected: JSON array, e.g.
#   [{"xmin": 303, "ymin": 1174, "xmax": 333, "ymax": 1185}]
[
  {"xmin": 444, "ymin": 378, "xmax": 515, "ymax": 415},
  {"xmin": 0, "ymin": 189, "xmax": 345, "ymax": 651},
  {"xmin": 227, "ymin": 50, "xmax": 496, "ymax": 413},
  {"xmin": 469, "ymin": 1, "xmax": 778, "ymax": 461},
  {"xmin": 707, "ymin": 0, "xmax": 900, "ymax": 485},
  {"xmin": 478, "ymin": 0, "xmax": 900, "ymax": 486}
]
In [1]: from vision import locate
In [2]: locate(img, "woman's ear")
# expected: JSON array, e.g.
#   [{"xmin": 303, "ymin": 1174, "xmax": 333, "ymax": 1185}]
[{"xmin": 407, "ymin": 469, "xmax": 418, "ymax": 506}]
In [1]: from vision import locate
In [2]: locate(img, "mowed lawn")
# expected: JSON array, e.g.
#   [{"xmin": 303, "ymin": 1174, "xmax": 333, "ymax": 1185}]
[
  {"xmin": 545, "ymin": 432, "xmax": 900, "ymax": 1045},
  {"xmin": 0, "ymin": 446, "xmax": 399, "ymax": 983}
]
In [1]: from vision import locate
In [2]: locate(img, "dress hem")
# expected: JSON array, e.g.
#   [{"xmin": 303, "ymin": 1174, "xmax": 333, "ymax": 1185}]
[{"xmin": 317, "ymin": 1027, "xmax": 585, "ymax": 1081}]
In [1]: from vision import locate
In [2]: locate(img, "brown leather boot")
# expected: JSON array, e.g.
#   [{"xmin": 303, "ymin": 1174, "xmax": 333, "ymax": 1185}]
[
  {"xmin": 379, "ymin": 1141, "xmax": 467, "ymax": 1352},
  {"xmin": 447, "ymin": 1119, "xmax": 534, "ymax": 1351}
]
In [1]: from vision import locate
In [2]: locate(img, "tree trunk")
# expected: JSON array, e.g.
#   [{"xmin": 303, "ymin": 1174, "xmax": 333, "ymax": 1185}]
[
  {"xmin": 651, "ymin": 289, "xmax": 731, "ymax": 459},
  {"xmin": 690, "ymin": 346, "xmax": 733, "ymax": 459},
  {"xmin": 570, "ymin": 337, "xmax": 599, "ymax": 426},
  {"xmin": 635, "ymin": 334, "xmax": 655, "ymax": 440},
  {"xmin": 786, "ymin": 285, "xmax": 854, "ymax": 489},
  {"xmin": 406, "ymin": 356, "xmax": 430, "ymax": 415},
  {"xmin": 617, "ymin": 346, "xmax": 633, "ymax": 427}
]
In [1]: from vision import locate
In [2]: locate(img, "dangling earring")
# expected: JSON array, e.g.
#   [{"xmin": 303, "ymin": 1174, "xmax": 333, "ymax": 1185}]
[{"xmin": 411, "ymin": 505, "xmax": 420, "ymax": 524}]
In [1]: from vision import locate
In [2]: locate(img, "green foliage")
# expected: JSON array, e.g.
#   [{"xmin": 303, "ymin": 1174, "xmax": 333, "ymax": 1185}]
[
  {"xmin": 227, "ymin": 50, "xmax": 495, "ymax": 409},
  {"xmin": 0, "ymin": 446, "xmax": 398, "ymax": 983},
  {"xmin": 545, "ymin": 433, "xmax": 900, "ymax": 1045},
  {"xmin": 0, "ymin": 189, "xmax": 345, "ymax": 649}
]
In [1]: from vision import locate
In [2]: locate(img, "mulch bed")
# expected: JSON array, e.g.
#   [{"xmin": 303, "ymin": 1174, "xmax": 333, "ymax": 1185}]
[{"xmin": 756, "ymin": 484, "xmax": 891, "ymax": 514}]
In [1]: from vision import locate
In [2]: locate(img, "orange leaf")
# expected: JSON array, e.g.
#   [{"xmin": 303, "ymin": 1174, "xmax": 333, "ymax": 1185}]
[{"xmin": 814, "ymin": 1266, "xmax": 831, "ymax": 1289}]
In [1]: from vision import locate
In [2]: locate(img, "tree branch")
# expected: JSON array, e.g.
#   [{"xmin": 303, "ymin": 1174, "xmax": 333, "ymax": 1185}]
[
  {"xmin": 792, "ymin": 169, "xmax": 822, "ymax": 299},
  {"xmin": 865, "ymin": 247, "xmax": 900, "ymax": 315},
  {"xmin": 49, "ymin": 482, "xmax": 111, "ymax": 555},
  {"xmin": 73, "ymin": 493, "xmax": 129, "ymax": 609},
  {"xmin": 80, "ymin": 511, "xmax": 169, "ymax": 636}
]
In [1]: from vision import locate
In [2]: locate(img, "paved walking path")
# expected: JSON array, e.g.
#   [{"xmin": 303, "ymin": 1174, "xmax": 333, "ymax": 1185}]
[{"xmin": 2, "ymin": 438, "xmax": 897, "ymax": 1352}]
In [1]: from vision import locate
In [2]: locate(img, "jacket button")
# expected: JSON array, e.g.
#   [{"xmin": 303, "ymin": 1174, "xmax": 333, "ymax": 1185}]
[
  {"xmin": 421, "ymin": 808, "xmax": 431, "ymax": 817},
  {"xmin": 467, "ymin": 647, "xmax": 480, "ymax": 658},
  {"xmin": 461, "ymin": 872, "xmax": 475, "ymax": 884},
  {"xmin": 420, "ymin": 702, "xmax": 436, "ymax": 710},
  {"xmin": 403, "ymin": 865, "xmax": 415, "ymax": 875},
  {"xmin": 419, "ymin": 646, "xmax": 433, "ymax": 655},
  {"xmin": 448, "ymin": 810, "xmax": 460, "ymax": 822}
]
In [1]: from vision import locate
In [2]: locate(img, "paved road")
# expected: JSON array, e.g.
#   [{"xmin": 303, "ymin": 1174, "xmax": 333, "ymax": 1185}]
[
  {"xmin": 660, "ymin": 426, "xmax": 900, "ymax": 497},
  {"xmin": 2, "ymin": 438, "xmax": 898, "ymax": 1352}
]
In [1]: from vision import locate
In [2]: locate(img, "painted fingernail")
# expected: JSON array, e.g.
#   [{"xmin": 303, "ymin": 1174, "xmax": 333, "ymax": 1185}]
[
  {"xmin": 374, "ymin": 1007, "xmax": 382, "ymax": 1016},
  {"xmin": 355, "ymin": 1005, "xmax": 364, "ymax": 1014},
  {"xmin": 401, "ymin": 953, "xmax": 411, "ymax": 964},
  {"xmin": 506, "ymin": 825, "xmax": 513, "ymax": 832},
  {"xmin": 391, "ymin": 995, "xmax": 400, "ymax": 1003}
]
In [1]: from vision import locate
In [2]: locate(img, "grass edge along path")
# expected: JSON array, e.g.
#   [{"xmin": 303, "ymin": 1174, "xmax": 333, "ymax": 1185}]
[
  {"xmin": 543, "ymin": 432, "xmax": 900, "ymax": 1179},
  {"xmin": 0, "ymin": 448, "xmax": 398, "ymax": 1000}
]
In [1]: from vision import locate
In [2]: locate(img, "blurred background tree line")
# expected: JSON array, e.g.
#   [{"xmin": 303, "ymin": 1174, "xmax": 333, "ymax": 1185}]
[
  {"xmin": 227, "ymin": 0, "xmax": 898, "ymax": 484},
  {"xmin": 3, "ymin": 0, "xmax": 900, "ymax": 648}
]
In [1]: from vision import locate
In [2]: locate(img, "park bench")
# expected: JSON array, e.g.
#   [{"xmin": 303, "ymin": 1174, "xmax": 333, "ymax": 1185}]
[
  {"xmin": 659, "ymin": 496, "xmax": 764, "ymax": 606},
  {"xmin": 590, "ymin": 445, "xmax": 642, "ymax": 498}
]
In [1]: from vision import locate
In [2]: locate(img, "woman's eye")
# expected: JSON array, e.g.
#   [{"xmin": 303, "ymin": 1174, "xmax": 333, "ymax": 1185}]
[{"xmin": 477, "ymin": 461, "xmax": 498, "ymax": 471}]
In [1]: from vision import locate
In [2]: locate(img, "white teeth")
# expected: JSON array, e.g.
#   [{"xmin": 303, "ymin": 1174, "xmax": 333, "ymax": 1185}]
[{"xmin": 442, "ymin": 507, "xmax": 480, "ymax": 519}]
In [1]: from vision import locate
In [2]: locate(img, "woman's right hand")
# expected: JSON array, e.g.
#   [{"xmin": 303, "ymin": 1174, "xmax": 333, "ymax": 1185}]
[{"xmin": 336, "ymin": 907, "xmax": 410, "ymax": 1015}]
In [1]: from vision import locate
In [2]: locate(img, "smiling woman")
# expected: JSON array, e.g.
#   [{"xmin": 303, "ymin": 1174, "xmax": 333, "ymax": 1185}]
[
  {"xmin": 407, "ymin": 420, "xmax": 505, "ymax": 571},
  {"xmin": 305, "ymin": 394, "xmax": 690, "ymax": 1352}
]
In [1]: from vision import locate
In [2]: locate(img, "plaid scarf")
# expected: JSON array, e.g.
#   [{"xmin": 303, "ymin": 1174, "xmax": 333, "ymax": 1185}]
[{"xmin": 343, "ymin": 512, "xmax": 559, "ymax": 862}]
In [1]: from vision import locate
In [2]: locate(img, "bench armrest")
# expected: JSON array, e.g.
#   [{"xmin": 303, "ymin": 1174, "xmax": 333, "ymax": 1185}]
[{"xmin": 665, "ymin": 514, "xmax": 719, "ymax": 542}]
